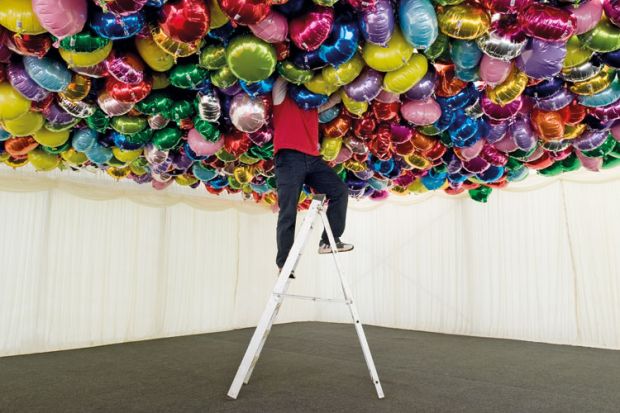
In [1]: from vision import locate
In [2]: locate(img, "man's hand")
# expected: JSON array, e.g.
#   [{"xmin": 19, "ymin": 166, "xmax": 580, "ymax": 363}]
[
  {"xmin": 318, "ymin": 92, "xmax": 342, "ymax": 113},
  {"xmin": 273, "ymin": 76, "xmax": 288, "ymax": 106}
]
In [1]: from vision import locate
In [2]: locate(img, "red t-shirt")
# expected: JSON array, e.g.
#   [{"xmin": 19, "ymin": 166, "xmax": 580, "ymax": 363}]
[{"xmin": 273, "ymin": 94, "xmax": 320, "ymax": 156}]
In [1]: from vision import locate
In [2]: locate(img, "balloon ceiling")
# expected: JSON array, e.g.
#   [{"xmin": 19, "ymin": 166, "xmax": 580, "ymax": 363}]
[{"xmin": 1, "ymin": 0, "xmax": 620, "ymax": 205}]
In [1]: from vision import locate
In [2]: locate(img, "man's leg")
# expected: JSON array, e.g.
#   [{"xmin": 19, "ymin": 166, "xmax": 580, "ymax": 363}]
[
  {"xmin": 275, "ymin": 152, "xmax": 306, "ymax": 268},
  {"xmin": 305, "ymin": 157, "xmax": 349, "ymax": 243}
]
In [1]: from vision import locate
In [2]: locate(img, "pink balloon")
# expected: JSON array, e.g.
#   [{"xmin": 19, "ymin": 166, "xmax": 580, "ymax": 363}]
[
  {"xmin": 493, "ymin": 132, "xmax": 519, "ymax": 153},
  {"xmin": 400, "ymin": 98, "xmax": 441, "ymax": 125},
  {"xmin": 334, "ymin": 146, "xmax": 353, "ymax": 164},
  {"xmin": 573, "ymin": 0, "xmax": 603, "ymax": 35},
  {"xmin": 458, "ymin": 138, "xmax": 485, "ymax": 160},
  {"xmin": 603, "ymin": 0, "xmax": 620, "ymax": 29},
  {"xmin": 375, "ymin": 89, "xmax": 401, "ymax": 103},
  {"xmin": 188, "ymin": 128, "xmax": 224, "ymax": 156},
  {"xmin": 479, "ymin": 55, "xmax": 512, "ymax": 85},
  {"xmin": 33, "ymin": 0, "xmax": 87, "ymax": 38},
  {"xmin": 576, "ymin": 150, "xmax": 603, "ymax": 171},
  {"xmin": 250, "ymin": 10, "xmax": 288, "ymax": 44},
  {"xmin": 611, "ymin": 121, "xmax": 620, "ymax": 142},
  {"xmin": 289, "ymin": 6, "xmax": 334, "ymax": 51}
]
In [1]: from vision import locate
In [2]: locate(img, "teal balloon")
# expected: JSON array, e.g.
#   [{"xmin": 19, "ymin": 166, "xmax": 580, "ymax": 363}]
[
  {"xmin": 72, "ymin": 128, "xmax": 97, "ymax": 152},
  {"xmin": 85, "ymin": 143, "xmax": 113, "ymax": 164},
  {"xmin": 399, "ymin": 0, "xmax": 438, "ymax": 50},
  {"xmin": 450, "ymin": 40, "xmax": 482, "ymax": 69},
  {"xmin": 455, "ymin": 65, "xmax": 480, "ymax": 82},
  {"xmin": 579, "ymin": 77, "xmax": 620, "ymax": 107},
  {"xmin": 23, "ymin": 56, "xmax": 71, "ymax": 92},
  {"xmin": 192, "ymin": 163, "xmax": 217, "ymax": 181}
]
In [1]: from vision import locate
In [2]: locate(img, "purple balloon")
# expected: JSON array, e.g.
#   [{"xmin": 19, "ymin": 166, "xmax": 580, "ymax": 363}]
[
  {"xmin": 358, "ymin": 0, "xmax": 395, "ymax": 46},
  {"xmin": 573, "ymin": 128, "xmax": 609, "ymax": 151},
  {"xmin": 509, "ymin": 117, "xmax": 537, "ymax": 151},
  {"xmin": 481, "ymin": 95, "xmax": 523, "ymax": 120},
  {"xmin": 344, "ymin": 68, "xmax": 384, "ymax": 102},
  {"xmin": 590, "ymin": 98, "xmax": 620, "ymax": 123},
  {"xmin": 534, "ymin": 88, "xmax": 574, "ymax": 111},
  {"xmin": 516, "ymin": 38, "xmax": 566, "ymax": 79},
  {"xmin": 404, "ymin": 65, "xmax": 437, "ymax": 100},
  {"xmin": 218, "ymin": 82, "xmax": 242, "ymax": 96},
  {"xmin": 7, "ymin": 61, "xmax": 50, "ymax": 102},
  {"xmin": 170, "ymin": 149, "xmax": 193, "ymax": 171},
  {"xmin": 486, "ymin": 121, "xmax": 508, "ymax": 143},
  {"xmin": 43, "ymin": 102, "xmax": 75, "ymax": 124}
]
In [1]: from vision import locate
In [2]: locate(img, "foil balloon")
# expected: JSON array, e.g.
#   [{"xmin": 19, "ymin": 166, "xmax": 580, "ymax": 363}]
[
  {"xmin": 481, "ymin": 0, "xmax": 530, "ymax": 14},
  {"xmin": 578, "ymin": 17, "xmax": 620, "ymax": 53},
  {"xmin": 0, "ymin": 0, "xmax": 46, "ymax": 35},
  {"xmin": 322, "ymin": 53, "xmax": 365, "ymax": 86},
  {"xmin": 32, "ymin": 0, "xmax": 87, "ymax": 38},
  {"xmin": 250, "ymin": 10, "xmax": 288, "ymax": 43},
  {"xmin": 486, "ymin": 69, "xmax": 528, "ymax": 105},
  {"xmin": 404, "ymin": 66, "xmax": 437, "ymax": 100},
  {"xmin": 319, "ymin": 20, "xmax": 360, "ymax": 67},
  {"xmin": 450, "ymin": 40, "xmax": 482, "ymax": 69},
  {"xmin": 208, "ymin": 0, "xmax": 229, "ymax": 28},
  {"xmin": 226, "ymin": 35, "xmax": 277, "ymax": 82},
  {"xmin": 516, "ymin": 38, "xmax": 566, "ymax": 79},
  {"xmin": 561, "ymin": 58, "xmax": 604, "ymax": 82},
  {"xmin": 344, "ymin": 67, "xmax": 384, "ymax": 102},
  {"xmin": 359, "ymin": 0, "xmax": 394, "ymax": 46},
  {"xmin": 218, "ymin": 0, "xmax": 271, "ymax": 25},
  {"xmin": 289, "ymin": 5, "xmax": 334, "ymax": 51},
  {"xmin": 106, "ymin": 52, "xmax": 144, "ymax": 84},
  {"xmin": 135, "ymin": 34, "xmax": 175, "ymax": 72},
  {"xmin": 579, "ymin": 77, "xmax": 620, "ymax": 107},
  {"xmin": 399, "ymin": 0, "xmax": 438, "ymax": 49},
  {"xmin": 476, "ymin": 30, "xmax": 527, "ymax": 62},
  {"xmin": 438, "ymin": 4, "xmax": 491, "ymax": 40},
  {"xmin": 6, "ymin": 61, "xmax": 50, "ymax": 102},
  {"xmin": 278, "ymin": 60, "xmax": 314, "ymax": 84},
  {"xmin": 95, "ymin": 0, "xmax": 149, "ymax": 15},
  {"xmin": 229, "ymin": 93, "xmax": 268, "ymax": 133},
  {"xmin": 603, "ymin": 0, "xmax": 620, "ymax": 28},
  {"xmin": 289, "ymin": 84, "xmax": 329, "ymax": 109},
  {"xmin": 23, "ymin": 56, "xmax": 72, "ymax": 92},
  {"xmin": 159, "ymin": 0, "xmax": 210, "ymax": 43},
  {"xmin": 383, "ymin": 54, "xmax": 429, "ymax": 94},
  {"xmin": 401, "ymin": 98, "xmax": 442, "ymax": 125},
  {"xmin": 573, "ymin": 0, "xmax": 603, "ymax": 35},
  {"xmin": 479, "ymin": 55, "xmax": 512, "ymax": 85},
  {"xmin": 362, "ymin": 27, "xmax": 414, "ymax": 72},
  {"xmin": 519, "ymin": 4, "xmax": 576, "ymax": 42},
  {"xmin": 196, "ymin": 92, "xmax": 221, "ymax": 122},
  {"xmin": 90, "ymin": 11, "xmax": 145, "ymax": 40}
]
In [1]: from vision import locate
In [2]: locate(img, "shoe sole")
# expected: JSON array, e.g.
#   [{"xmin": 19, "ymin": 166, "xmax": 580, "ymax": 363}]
[{"xmin": 318, "ymin": 245, "xmax": 354, "ymax": 254}]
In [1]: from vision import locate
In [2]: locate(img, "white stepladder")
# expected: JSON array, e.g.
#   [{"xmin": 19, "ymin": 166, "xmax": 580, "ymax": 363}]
[{"xmin": 227, "ymin": 194, "xmax": 384, "ymax": 400}]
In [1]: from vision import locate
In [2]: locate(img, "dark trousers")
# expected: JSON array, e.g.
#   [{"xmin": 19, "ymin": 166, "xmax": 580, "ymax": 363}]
[{"xmin": 274, "ymin": 149, "xmax": 348, "ymax": 268}]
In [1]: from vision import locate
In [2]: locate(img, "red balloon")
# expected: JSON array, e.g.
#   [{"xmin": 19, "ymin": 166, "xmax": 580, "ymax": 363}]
[
  {"xmin": 107, "ymin": 77, "xmax": 153, "ymax": 103},
  {"xmin": 0, "ymin": 64, "xmax": 4, "ymax": 83},
  {"xmin": 435, "ymin": 64, "xmax": 468, "ymax": 97},
  {"xmin": 274, "ymin": 41, "xmax": 290, "ymax": 61},
  {"xmin": 524, "ymin": 151, "xmax": 554, "ymax": 169},
  {"xmin": 393, "ymin": 139, "xmax": 415, "ymax": 156},
  {"xmin": 372, "ymin": 101, "xmax": 400, "ymax": 122},
  {"xmin": 519, "ymin": 4, "xmax": 576, "ymax": 42},
  {"xmin": 346, "ymin": 0, "xmax": 377, "ymax": 10},
  {"xmin": 368, "ymin": 124, "xmax": 392, "ymax": 160},
  {"xmin": 223, "ymin": 129, "xmax": 251, "ymax": 156},
  {"xmin": 160, "ymin": 0, "xmax": 210, "ymax": 43},
  {"xmin": 423, "ymin": 140, "xmax": 447, "ymax": 160},
  {"xmin": 321, "ymin": 113, "xmax": 351, "ymax": 139},
  {"xmin": 8, "ymin": 34, "xmax": 51, "ymax": 58},
  {"xmin": 217, "ymin": 0, "xmax": 271, "ymax": 26},
  {"xmin": 559, "ymin": 101, "xmax": 586, "ymax": 125},
  {"xmin": 352, "ymin": 113, "xmax": 377, "ymax": 139},
  {"xmin": 289, "ymin": 6, "xmax": 334, "ymax": 51}
]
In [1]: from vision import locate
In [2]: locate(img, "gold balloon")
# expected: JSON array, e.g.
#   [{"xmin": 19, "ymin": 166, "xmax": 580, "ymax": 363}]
[
  {"xmin": 4, "ymin": 156, "xmax": 29, "ymax": 168},
  {"xmin": 107, "ymin": 166, "xmax": 131, "ymax": 179},
  {"xmin": 33, "ymin": 128, "xmax": 70, "ymax": 148},
  {"xmin": 208, "ymin": 0, "xmax": 229, "ymax": 29},
  {"xmin": 0, "ymin": 82, "xmax": 31, "ymax": 121},
  {"xmin": 343, "ymin": 159, "xmax": 367, "ymax": 172},
  {"xmin": 486, "ymin": 69, "xmax": 528, "ymax": 106},
  {"xmin": 383, "ymin": 54, "xmax": 429, "ymax": 94},
  {"xmin": 564, "ymin": 36, "xmax": 594, "ymax": 69},
  {"xmin": 175, "ymin": 174, "xmax": 199, "ymax": 186},
  {"xmin": 135, "ymin": 34, "xmax": 175, "ymax": 72},
  {"xmin": 563, "ymin": 123, "xmax": 586, "ymax": 140},
  {"xmin": 211, "ymin": 66, "xmax": 237, "ymax": 89},
  {"xmin": 59, "ymin": 42, "xmax": 113, "ymax": 67},
  {"xmin": 151, "ymin": 25, "xmax": 200, "ymax": 59},
  {"xmin": 322, "ymin": 54, "xmax": 365, "ymax": 86},
  {"xmin": 341, "ymin": 90, "xmax": 368, "ymax": 116},
  {"xmin": 438, "ymin": 4, "xmax": 490, "ymax": 40},
  {"xmin": 59, "ymin": 74, "xmax": 92, "ymax": 102},
  {"xmin": 233, "ymin": 166, "xmax": 254, "ymax": 184},
  {"xmin": 61, "ymin": 148, "xmax": 88, "ymax": 165},
  {"xmin": 304, "ymin": 72, "xmax": 340, "ymax": 95},
  {"xmin": 0, "ymin": 0, "xmax": 46, "ymax": 35},
  {"xmin": 112, "ymin": 147, "xmax": 142, "ymax": 163},
  {"xmin": 321, "ymin": 137, "xmax": 343, "ymax": 161},
  {"xmin": 362, "ymin": 27, "xmax": 414, "ymax": 72},
  {"xmin": 404, "ymin": 153, "xmax": 432, "ymax": 169},
  {"xmin": 239, "ymin": 153, "xmax": 260, "ymax": 165},
  {"xmin": 570, "ymin": 67, "xmax": 614, "ymax": 95},
  {"xmin": 2, "ymin": 111, "xmax": 44, "ymax": 137},
  {"xmin": 28, "ymin": 149, "xmax": 60, "ymax": 171},
  {"xmin": 407, "ymin": 180, "xmax": 429, "ymax": 194},
  {"xmin": 152, "ymin": 72, "xmax": 170, "ymax": 90}
]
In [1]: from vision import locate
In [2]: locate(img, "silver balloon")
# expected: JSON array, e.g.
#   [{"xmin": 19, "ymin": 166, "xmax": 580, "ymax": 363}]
[
  {"xmin": 476, "ymin": 32, "xmax": 527, "ymax": 62},
  {"xmin": 144, "ymin": 143, "xmax": 169, "ymax": 165},
  {"xmin": 197, "ymin": 92, "xmax": 221, "ymax": 122},
  {"xmin": 148, "ymin": 114, "xmax": 170, "ymax": 130},
  {"xmin": 464, "ymin": 99, "xmax": 483, "ymax": 119},
  {"xmin": 229, "ymin": 93, "xmax": 268, "ymax": 133},
  {"xmin": 97, "ymin": 91, "xmax": 134, "ymax": 116},
  {"xmin": 561, "ymin": 59, "xmax": 605, "ymax": 82},
  {"xmin": 58, "ymin": 96, "xmax": 96, "ymax": 118}
]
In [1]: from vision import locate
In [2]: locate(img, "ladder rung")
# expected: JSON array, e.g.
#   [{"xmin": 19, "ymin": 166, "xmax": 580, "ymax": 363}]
[{"xmin": 275, "ymin": 293, "xmax": 351, "ymax": 304}]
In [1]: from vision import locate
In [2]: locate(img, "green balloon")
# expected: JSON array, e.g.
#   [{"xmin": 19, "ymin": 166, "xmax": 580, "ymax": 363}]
[
  {"xmin": 170, "ymin": 100, "xmax": 195, "ymax": 123},
  {"xmin": 216, "ymin": 149, "xmax": 236, "ymax": 162},
  {"xmin": 603, "ymin": 154, "xmax": 620, "ymax": 169},
  {"xmin": 277, "ymin": 61, "xmax": 314, "ymax": 85},
  {"xmin": 108, "ymin": 156, "xmax": 125, "ymax": 167},
  {"xmin": 579, "ymin": 17, "xmax": 620, "ymax": 53},
  {"xmin": 228, "ymin": 175, "xmax": 242, "ymax": 190},
  {"xmin": 58, "ymin": 32, "xmax": 110, "ymax": 52},
  {"xmin": 111, "ymin": 116, "xmax": 147, "ymax": 135},
  {"xmin": 193, "ymin": 117, "xmax": 220, "ymax": 142},
  {"xmin": 41, "ymin": 141, "xmax": 71, "ymax": 154},
  {"xmin": 468, "ymin": 186, "xmax": 492, "ymax": 203},
  {"xmin": 152, "ymin": 127, "xmax": 182, "ymax": 150},
  {"xmin": 226, "ymin": 35, "xmax": 277, "ymax": 82},
  {"xmin": 561, "ymin": 154, "xmax": 581, "ymax": 172},
  {"xmin": 581, "ymin": 135, "xmax": 616, "ymax": 158},
  {"xmin": 169, "ymin": 64, "xmax": 209, "ymax": 89},
  {"xmin": 199, "ymin": 45, "xmax": 227, "ymax": 70},
  {"xmin": 609, "ymin": 141, "xmax": 620, "ymax": 159},
  {"xmin": 538, "ymin": 162, "xmax": 564, "ymax": 177},
  {"xmin": 510, "ymin": 146, "xmax": 538, "ymax": 161},
  {"xmin": 424, "ymin": 33, "xmax": 449, "ymax": 62},
  {"xmin": 249, "ymin": 142, "xmax": 273, "ymax": 160},
  {"xmin": 86, "ymin": 109, "xmax": 110, "ymax": 133},
  {"xmin": 125, "ymin": 129, "xmax": 153, "ymax": 147},
  {"xmin": 136, "ymin": 93, "xmax": 173, "ymax": 117},
  {"xmin": 211, "ymin": 66, "xmax": 238, "ymax": 89}
]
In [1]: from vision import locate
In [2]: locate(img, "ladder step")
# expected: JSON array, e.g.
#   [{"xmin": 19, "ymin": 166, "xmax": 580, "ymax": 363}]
[{"xmin": 275, "ymin": 293, "xmax": 351, "ymax": 304}]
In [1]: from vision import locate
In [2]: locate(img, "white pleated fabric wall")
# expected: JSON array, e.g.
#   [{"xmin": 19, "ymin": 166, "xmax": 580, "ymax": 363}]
[{"xmin": 1, "ymin": 168, "xmax": 619, "ymax": 357}]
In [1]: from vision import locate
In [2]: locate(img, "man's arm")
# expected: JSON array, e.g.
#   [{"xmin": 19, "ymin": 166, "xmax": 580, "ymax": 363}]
[
  {"xmin": 318, "ymin": 92, "xmax": 342, "ymax": 113},
  {"xmin": 272, "ymin": 76, "xmax": 288, "ymax": 106}
]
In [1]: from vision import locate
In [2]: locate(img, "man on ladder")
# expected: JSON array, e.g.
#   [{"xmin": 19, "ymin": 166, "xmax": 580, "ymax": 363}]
[
  {"xmin": 226, "ymin": 77, "xmax": 384, "ymax": 400},
  {"xmin": 271, "ymin": 76, "xmax": 353, "ymax": 278}
]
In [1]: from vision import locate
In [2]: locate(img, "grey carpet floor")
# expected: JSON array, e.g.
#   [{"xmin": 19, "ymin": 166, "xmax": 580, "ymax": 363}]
[{"xmin": 1, "ymin": 322, "xmax": 619, "ymax": 413}]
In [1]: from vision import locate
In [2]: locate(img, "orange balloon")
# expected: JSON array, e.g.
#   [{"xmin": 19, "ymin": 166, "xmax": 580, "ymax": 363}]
[
  {"xmin": 532, "ymin": 109, "xmax": 565, "ymax": 141},
  {"xmin": 4, "ymin": 136, "xmax": 38, "ymax": 157},
  {"xmin": 410, "ymin": 131, "xmax": 436, "ymax": 152},
  {"xmin": 321, "ymin": 114, "xmax": 351, "ymax": 139},
  {"xmin": 435, "ymin": 64, "xmax": 468, "ymax": 97}
]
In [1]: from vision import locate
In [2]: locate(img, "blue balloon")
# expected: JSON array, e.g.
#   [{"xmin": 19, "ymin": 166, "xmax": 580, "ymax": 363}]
[
  {"xmin": 23, "ymin": 56, "xmax": 71, "ymax": 92},
  {"xmin": 601, "ymin": 49, "xmax": 620, "ymax": 69},
  {"xmin": 274, "ymin": 0, "xmax": 306, "ymax": 17},
  {"xmin": 183, "ymin": 143, "xmax": 207, "ymax": 161},
  {"xmin": 72, "ymin": 128, "xmax": 98, "ymax": 152},
  {"xmin": 579, "ymin": 77, "xmax": 620, "ymax": 107},
  {"xmin": 288, "ymin": 85, "xmax": 329, "ymax": 110},
  {"xmin": 449, "ymin": 113, "xmax": 484, "ymax": 148},
  {"xmin": 346, "ymin": 175, "xmax": 370, "ymax": 191},
  {"xmin": 146, "ymin": 0, "xmax": 166, "ymax": 6},
  {"xmin": 192, "ymin": 163, "xmax": 217, "ymax": 182},
  {"xmin": 319, "ymin": 20, "xmax": 359, "ymax": 67},
  {"xmin": 454, "ymin": 65, "xmax": 480, "ymax": 82},
  {"xmin": 421, "ymin": 169, "xmax": 447, "ymax": 190},
  {"xmin": 368, "ymin": 156, "xmax": 395, "ymax": 176},
  {"xmin": 319, "ymin": 106, "xmax": 340, "ymax": 123},
  {"xmin": 433, "ymin": 107, "xmax": 456, "ymax": 133},
  {"xmin": 240, "ymin": 76, "xmax": 276, "ymax": 97},
  {"xmin": 368, "ymin": 177, "xmax": 389, "ymax": 190},
  {"xmin": 208, "ymin": 23, "xmax": 235, "ymax": 44},
  {"xmin": 0, "ymin": 128, "xmax": 10, "ymax": 141},
  {"xmin": 437, "ymin": 84, "xmax": 479, "ymax": 110},
  {"xmin": 399, "ymin": 0, "xmax": 438, "ymax": 50},
  {"xmin": 291, "ymin": 49, "xmax": 327, "ymax": 70},
  {"xmin": 112, "ymin": 130, "xmax": 151, "ymax": 150},
  {"xmin": 85, "ymin": 143, "xmax": 113, "ymax": 164},
  {"xmin": 90, "ymin": 11, "xmax": 144, "ymax": 40},
  {"xmin": 209, "ymin": 175, "xmax": 228, "ymax": 189},
  {"xmin": 477, "ymin": 166, "xmax": 505, "ymax": 183},
  {"xmin": 447, "ymin": 172, "xmax": 470, "ymax": 185},
  {"xmin": 524, "ymin": 77, "xmax": 564, "ymax": 98},
  {"xmin": 450, "ymin": 40, "xmax": 481, "ymax": 70}
]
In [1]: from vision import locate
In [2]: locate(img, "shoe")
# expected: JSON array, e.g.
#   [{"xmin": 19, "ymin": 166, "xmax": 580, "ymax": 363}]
[
  {"xmin": 318, "ymin": 240, "xmax": 354, "ymax": 254},
  {"xmin": 278, "ymin": 267, "xmax": 295, "ymax": 279}
]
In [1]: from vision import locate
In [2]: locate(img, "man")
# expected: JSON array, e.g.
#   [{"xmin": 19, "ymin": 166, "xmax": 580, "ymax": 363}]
[{"xmin": 272, "ymin": 76, "xmax": 353, "ymax": 277}]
